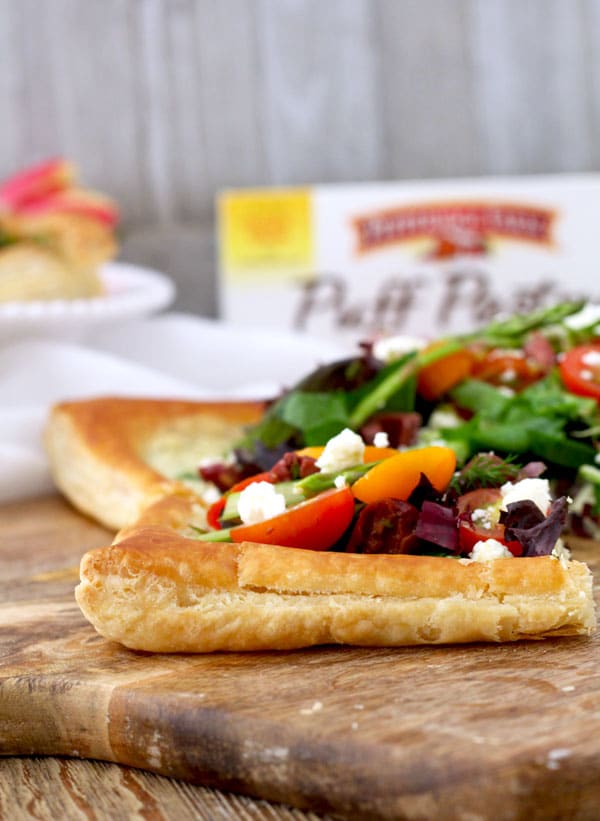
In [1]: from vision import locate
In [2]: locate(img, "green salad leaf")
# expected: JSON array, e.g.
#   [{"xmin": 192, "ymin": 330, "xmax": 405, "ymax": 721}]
[
  {"xmin": 279, "ymin": 391, "xmax": 350, "ymax": 445},
  {"xmin": 234, "ymin": 300, "xmax": 598, "ymax": 470},
  {"xmin": 444, "ymin": 372, "xmax": 599, "ymax": 470}
]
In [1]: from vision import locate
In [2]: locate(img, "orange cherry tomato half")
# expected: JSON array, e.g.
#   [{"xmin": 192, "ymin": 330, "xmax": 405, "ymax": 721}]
[
  {"xmin": 205, "ymin": 471, "xmax": 274, "ymax": 530},
  {"xmin": 351, "ymin": 446, "xmax": 457, "ymax": 504},
  {"xmin": 559, "ymin": 344, "xmax": 600, "ymax": 400},
  {"xmin": 472, "ymin": 351, "xmax": 539, "ymax": 391},
  {"xmin": 296, "ymin": 445, "xmax": 399, "ymax": 462},
  {"xmin": 417, "ymin": 346, "xmax": 475, "ymax": 401},
  {"xmin": 230, "ymin": 487, "xmax": 355, "ymax": 551}
]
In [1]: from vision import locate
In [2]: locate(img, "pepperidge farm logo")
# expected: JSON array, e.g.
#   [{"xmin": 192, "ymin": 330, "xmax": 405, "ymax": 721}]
[{"xmin": 352, "ymin": 201, "xmax": 557, "ymax": 259}]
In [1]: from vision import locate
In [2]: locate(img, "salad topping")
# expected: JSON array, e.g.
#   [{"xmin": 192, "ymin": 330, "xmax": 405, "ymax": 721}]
[
  {"xmin": 196, "ymin": 300, "xmax": 600, "ymax": 549},
  {"xmin": 194, "ymin": 435, "xmax": 569, "ymax": 562}
]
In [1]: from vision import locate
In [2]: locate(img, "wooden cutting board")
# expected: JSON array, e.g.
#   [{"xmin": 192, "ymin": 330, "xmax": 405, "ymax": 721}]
[{"xmin": 3, "ymin": 496, "xmax": 600, "ymax": 820}]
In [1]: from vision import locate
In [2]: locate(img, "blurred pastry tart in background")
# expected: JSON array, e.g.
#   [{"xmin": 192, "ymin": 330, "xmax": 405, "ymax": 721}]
[{"xmin": 0, "ymin": 158, "xmax": 118, "ymax": 302}]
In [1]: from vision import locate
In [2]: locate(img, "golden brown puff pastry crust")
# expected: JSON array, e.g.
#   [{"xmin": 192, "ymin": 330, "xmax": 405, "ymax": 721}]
[
  {"xmin": 46, "ymin": 397, "xmax": 596, "ymax": 651},
  {"xmin": 45, "ymin": 397, "xmax": 266, "ymax": 530}
]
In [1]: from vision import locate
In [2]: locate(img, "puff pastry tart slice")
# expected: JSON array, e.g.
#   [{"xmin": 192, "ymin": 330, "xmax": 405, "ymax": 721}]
[
  {"xmin": 75, "ymin": 491, "xmax": 595, "ymax": 652},
  {"xmin": 46, "ymin": 397, "xmax": 596, "ymax": 651}
]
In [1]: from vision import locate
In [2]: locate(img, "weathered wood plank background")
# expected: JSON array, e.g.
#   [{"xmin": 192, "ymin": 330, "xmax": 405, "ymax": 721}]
[{"xmin": 0, "ymin": 0, "xmax": 598, "ymax": 313}]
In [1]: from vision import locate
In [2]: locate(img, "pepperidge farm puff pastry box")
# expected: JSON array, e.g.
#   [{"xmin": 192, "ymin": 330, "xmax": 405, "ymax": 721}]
[{"xmin": 218, "ymin": 175, "xmax": 600, "ymax": 346}]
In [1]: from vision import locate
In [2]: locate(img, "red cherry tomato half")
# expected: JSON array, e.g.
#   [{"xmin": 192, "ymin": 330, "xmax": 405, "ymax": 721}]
[
  {"xmin": 457, "ymin": 521, "xmax": 498, "ymax": 553},
  {"xmin": 559, "ymin": 344, "xmax": 600, "ymax": 400},
  {"xmin": 504, "ymin": 540, "xmax": 524, "ymax": 558},
  {"xmin": 206, "ymin": 496, "xmax": 226, "ymax": 530},
  {"xmin": 230, "ymin": 487, "xmax": 356, "ymax": 551},
  {"xmin": 205, "ymin": 471, "xmax": 274, "ymax": 530}
]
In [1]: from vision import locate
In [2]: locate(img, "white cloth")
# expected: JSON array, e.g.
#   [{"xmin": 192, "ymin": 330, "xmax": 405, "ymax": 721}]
[{"xmin": 0, "ymin": 313, "xmax": 348, "ymax": 503}]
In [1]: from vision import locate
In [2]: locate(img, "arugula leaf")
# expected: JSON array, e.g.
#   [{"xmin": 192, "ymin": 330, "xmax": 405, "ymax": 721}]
[
  {"xmin": 270, "ymin": 391, "xmax": 348, "ymax": 445},
  {"xmin": 447, "ymin": 372, "xmax": 599, "ymax": 469},
  {"xmin": 236, "ymin": 410, "xmax": 297, "ymax": 452},
  {"xmin": 449, "ymin": 379, "xmax": 510, "ymax": 415},
  {"xmin": 346, "ymin": 354, "xmax": 417, "ymax": 415},
  {"xmin": 470, "ymin": 418, "xmax": 532, "ymax": 453},
  {"xmin": 527, "ymin": 430, "xmax": 596, "ymax": 469},
  {"xmin": 520, "ymin": 371, "xmax": 597, "ymax": 420},
  {"xmin": 280, "ymin": 392, "xmax": 349, "ymax": 438}
]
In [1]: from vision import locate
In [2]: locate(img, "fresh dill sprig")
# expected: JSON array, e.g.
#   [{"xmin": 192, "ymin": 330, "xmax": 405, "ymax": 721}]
[{"xmin": 450, "ymin": 453, "xmax": 522, "ymax": 494}]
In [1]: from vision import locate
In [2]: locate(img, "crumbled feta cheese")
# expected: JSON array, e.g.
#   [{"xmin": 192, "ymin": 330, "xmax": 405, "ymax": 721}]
[
  {"xmin": 428, "ymin": 407, "xmax": 462, "ymax": 430},
  {"xmin": 470, "ymin": 505, "xmax": 499, "ymax": 530},
  {"xmin": 316, "ymin": 428, "xmax": 365, "ymax": 473},
  {"xmin": 373, "ymin": 431, "xmax": 390, "ymax": 448},
  {"xmin": 580, "ymin": 369, "xmax": 594, "ymax": 381},
  {"xmin": 198, "ymin": 453, "xmax": 234, "ymax": 467},
  {"xmin": 581, "ymin": 350, "xmax": 600, "ymax": 367},
  {"xmin": 469, "ymin": 539, "xmax": 513, "ymax": 561},
  {"xmin": 564, "ymin": 304, "xmax": 600, "ymax": 330},
  {"xmin": 199, "ymin": 485, "xmax": 221, "ymax": 506},
  {"xmin": 237, "ymin": 481, "xmax": 286, "ymax": 525},
  {"xmin": 500, "ymin": 478, "xmax": 551, "ymax": 515},
  {"xmin": 552, "ymin": 538, "xmax": 571, "ymax": 562},
  {"xmin": 595, "ymin": 452, "xmax": 600, "ymax": 465},
  {"xmin": 471, "ymin": 509, "xmax": 485, "ymax": 521},
  {"xmin": 499, "ymin": 368, "xmax": 517, "ymax": 383},
  {"xmin": 497, "ymin": 386, "xmax": 515, "ymax": 397},
  {"xmin": 334, "ymin": 474, "xmax": 347, "ymax": 489},
  {"xmin": 372, "ymin": 335, "xmax": 426, "ymax": 362}
]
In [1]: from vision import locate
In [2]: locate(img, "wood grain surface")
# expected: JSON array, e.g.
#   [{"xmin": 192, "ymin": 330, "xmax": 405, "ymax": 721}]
[
  {"xmin": 0, "ymin": 758, "xmax": 326, "ymax": 821},
  {"xmin": 0, "ymin": 497, "xmax": 327, "ymax": 821},
  {"xmin": 2, "ymin": 495, "xmax": 600, "ymax": 820},
  {"xmin": 1, "ymin": 0, "xmax": 598, "ymax": 226}
]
